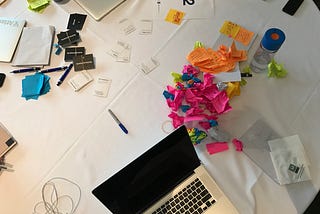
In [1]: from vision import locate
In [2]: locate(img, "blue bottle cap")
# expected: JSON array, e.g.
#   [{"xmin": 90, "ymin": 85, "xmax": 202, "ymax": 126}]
[{"xmin": 261, "ymin": 28, "xmax": 286, "ymax": 51}]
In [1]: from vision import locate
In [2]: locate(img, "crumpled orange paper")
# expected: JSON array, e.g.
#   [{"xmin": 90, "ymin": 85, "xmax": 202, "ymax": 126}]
[{"xmin": 186, "ymin": 41, "xmax": 247, "ymax": 74}]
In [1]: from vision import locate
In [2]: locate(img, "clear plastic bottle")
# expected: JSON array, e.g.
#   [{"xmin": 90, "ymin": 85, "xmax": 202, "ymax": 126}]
[{"xmin": 250, "ymin": 28, "xmax": 286, "ymax": 73}]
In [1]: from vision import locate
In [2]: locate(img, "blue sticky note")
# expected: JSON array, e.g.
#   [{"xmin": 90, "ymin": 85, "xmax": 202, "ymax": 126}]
[
  {"xmin": 40, "ymin": 74, "xmax": 51, "ymax": 95},
  {"xmin": 21, "ymin": 73, "xmax": 50, "ymax": 100}
]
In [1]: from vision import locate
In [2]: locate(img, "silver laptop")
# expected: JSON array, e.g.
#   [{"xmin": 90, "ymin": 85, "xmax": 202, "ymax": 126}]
[
  {"xmin": 92, "ymin": 125, "xmax": 239, "ymax": 214},
  {"xmin": 74, "ymin": 0, "xmax": 127, "ymax": 21}
]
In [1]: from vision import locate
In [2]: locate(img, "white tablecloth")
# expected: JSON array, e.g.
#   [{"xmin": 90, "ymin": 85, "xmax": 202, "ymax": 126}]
[{"xmin": 1, "ymin": 0, "xmax": 320, "ymax": 213}]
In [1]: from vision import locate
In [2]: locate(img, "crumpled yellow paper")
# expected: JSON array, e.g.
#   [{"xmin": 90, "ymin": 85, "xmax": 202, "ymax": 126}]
[{"xmin": 226, "ymin": 82, "xmax": 240, "ymax": 99}]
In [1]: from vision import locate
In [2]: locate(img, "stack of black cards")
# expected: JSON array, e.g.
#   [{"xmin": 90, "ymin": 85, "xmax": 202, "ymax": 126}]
[{"xmin": 57, "ymin": 13, "xmax": 95, "ymax": 71}]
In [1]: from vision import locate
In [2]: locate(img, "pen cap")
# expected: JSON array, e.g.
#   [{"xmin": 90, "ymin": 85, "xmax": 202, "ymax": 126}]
[{"xmin": 261, "ymin": 28, "xmax": 286, "ymax": 51}]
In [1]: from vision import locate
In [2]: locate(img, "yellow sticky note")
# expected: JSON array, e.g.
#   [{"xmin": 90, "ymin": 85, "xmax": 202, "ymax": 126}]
[
  {"xmin": 165, "ymin": 9, "xmax": 185, "ymax": 25},
  {"xmin": 219, "ymin": 21, "xmax": 241, "ymax": 38}
]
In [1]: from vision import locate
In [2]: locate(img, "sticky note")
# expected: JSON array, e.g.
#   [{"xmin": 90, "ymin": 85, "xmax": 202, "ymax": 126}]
[
  {"xmin": 27, "ymin": 0, "xmax": 50, "ymax": 13},
  {"xmin": 186, "ymin": 43, "xmax": 247, "ymax": 74},
  {"xmin": 206, "ymin": 142, "xmax": 229, "ymax": 155},
  {"xmin": 219, "ymin": 21, "xmax": 255, "ymax": 46},
  {"xmin": 165, "ymin": 9, "xmax": 185, "ymax": 25},
  {"xmin": 21, "ymin": 73, "xmax": 50, "ymax": 100},
  {"xmin": 234, "ymin": 27, "xmax": 255, "ymax": 46},
  {"xmin": 232, "ymin": 138, "xmax": 243, "ymax": 152},
  {"xmin": 219, "ymin": 21, "xmax": 241, "ymax": 38}
]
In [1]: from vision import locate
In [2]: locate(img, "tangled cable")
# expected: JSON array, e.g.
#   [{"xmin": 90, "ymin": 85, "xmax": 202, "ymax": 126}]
[{"xmin": 33, "ymin": 177, "xmax": 81, "ymax": 214}]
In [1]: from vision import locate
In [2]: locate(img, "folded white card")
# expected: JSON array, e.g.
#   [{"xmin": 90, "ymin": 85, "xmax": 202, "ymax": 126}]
[{"xmin": 12, "ymin": 25, "xmax": 55, "ymax": 66}]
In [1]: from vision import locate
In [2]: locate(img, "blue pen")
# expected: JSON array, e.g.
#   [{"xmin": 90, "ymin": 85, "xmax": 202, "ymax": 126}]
[
  {"xmin": 108, "ymin": 109, "xmax": 128, "ymax": 134},
  {"xmin": 10, "ymin": 67, "xmax": 41, "ymax": 73},
  {"xmin": 39, "ymin": 66, "xmax": 68, "ymax": 73},
  {"xmin": 56, "ymin": 63, "xmax": 73, "ymax": 86}
]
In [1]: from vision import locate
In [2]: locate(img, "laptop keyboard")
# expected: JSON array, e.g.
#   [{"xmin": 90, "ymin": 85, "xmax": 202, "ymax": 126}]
[{"xmin": 152, "ymin": 178, "xmax": 216, "ymax": 214}]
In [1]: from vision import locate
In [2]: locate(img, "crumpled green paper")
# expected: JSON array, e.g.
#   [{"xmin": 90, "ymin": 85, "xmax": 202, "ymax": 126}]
[{"xmin": 268, "ymin": 59, "xmax": 287, "ymax": 78}]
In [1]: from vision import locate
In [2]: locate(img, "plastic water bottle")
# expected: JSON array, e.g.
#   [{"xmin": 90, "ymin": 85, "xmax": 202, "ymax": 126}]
[{"xmin": 250, "ymin": 28, "xmax": 286, "ymax": 73}]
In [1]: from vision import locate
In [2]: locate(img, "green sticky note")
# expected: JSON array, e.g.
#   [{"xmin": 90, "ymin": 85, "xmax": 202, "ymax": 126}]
[
  {"xmin": 171, "ymin": 72, "xmax": 182, "ymax": 83},
  {"xmin": 27, "ymin": 0, "xmax": 50, "ymax": 13}
]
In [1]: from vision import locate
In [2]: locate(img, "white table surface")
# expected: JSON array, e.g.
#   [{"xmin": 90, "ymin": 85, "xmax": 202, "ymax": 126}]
[{"xmin": 1, "ymin": 0, "xmax": 320, "ymax": 213}]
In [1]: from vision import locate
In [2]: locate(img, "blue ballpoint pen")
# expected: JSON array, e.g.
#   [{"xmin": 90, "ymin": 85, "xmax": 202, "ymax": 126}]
[
  {"xmin": 56, "ymin": 63, "xmax": 73, "ymax": 86},
  {"xmin": 39, "ymin": 66, "xmax": 68, "ymax": 73},
  {"xmin": 10, "ymin": 67, "xmax": 41, "ymax": 73},
  {"xmin": 108, "ymin": 109, "xmax": 128, "ymax": 134}
]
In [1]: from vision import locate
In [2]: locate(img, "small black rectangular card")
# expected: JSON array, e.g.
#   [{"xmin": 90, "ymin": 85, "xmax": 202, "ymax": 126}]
[
  {"xmin": 64, "ymin": 47, "xmax": 85, "ymax": 62},
  {"xmin": 57, "ymin": 29, "xmax": 81, "ymax": 48},
  {"xmin": 67, "ymin": 13, "xmax": 87, "ymax": 30},
  {"xmin": 73, "ymin": 54, "xmax": 95, "ymax": 71}
]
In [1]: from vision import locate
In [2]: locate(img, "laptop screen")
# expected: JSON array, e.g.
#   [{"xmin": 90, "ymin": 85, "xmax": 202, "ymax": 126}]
[{"xmin": 92, "ymin": 125, "xmax": 201, "ymax": 213}]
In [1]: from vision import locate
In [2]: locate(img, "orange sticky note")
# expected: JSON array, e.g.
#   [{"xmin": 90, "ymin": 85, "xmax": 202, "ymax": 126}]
[
  {"xmin": 230, "ymin": 41, "xmax": 242, "ymax": 58},
  {"xmin": 234, "ymin": 27, "xmax": 255, "ymax": 46},
  {"xmin": 165, "ymin": 9, "xmax": 185, "ymax": 25},
  {"xmin": 219, "ymin": 21, "xmax": 241, "ymax": 38}
]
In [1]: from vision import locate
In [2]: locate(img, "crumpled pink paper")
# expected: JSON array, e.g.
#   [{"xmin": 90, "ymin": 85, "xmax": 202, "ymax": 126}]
[{"xmin": 163, "ymin": 64, "xmax": 232, "ymax": 129}]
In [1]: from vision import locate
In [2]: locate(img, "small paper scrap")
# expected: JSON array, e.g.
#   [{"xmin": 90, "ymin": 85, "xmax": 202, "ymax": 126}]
[
  {"xmin": 93, "ymin": 77, "xmax": 112, "ymax": 97},
  {"xmin": 138, "ymin": 57, "xmax": 160, "ymax": 74},
  {"xmin": 206, "ymin": 142, "xmax": 229, "ymax": 155},
  {"xmin": 139, "ymin": 19, "xmax": 153, "ymax": 35},
  {"xmin": 119, "ymin": 18, "xmax": 136, "ymax": 35},
  {"xmin": 108, "ymin": 40, "xmax": 131, "ymax": 63}
]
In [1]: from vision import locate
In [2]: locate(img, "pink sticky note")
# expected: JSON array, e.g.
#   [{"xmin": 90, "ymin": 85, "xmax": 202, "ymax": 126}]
[
  {"xmin": 232, "ymin": 138, "xmax": 243, "ymax": 152},
  {"xmin": 206, "ymin": 142, "xmax": 229, "ymax": 155}
]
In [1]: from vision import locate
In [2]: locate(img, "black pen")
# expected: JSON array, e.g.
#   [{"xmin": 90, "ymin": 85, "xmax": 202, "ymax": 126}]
[
  {"xmin": 56, "ymin": 63, "xmax": 73, "ymax": 86},
  {"xmin": 39, "ymin": 66, "xmax": 68, "ymax": 73},
  {"xmin": 10, "ymin": 67, "xmax": 41, "ymax": 73}
]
